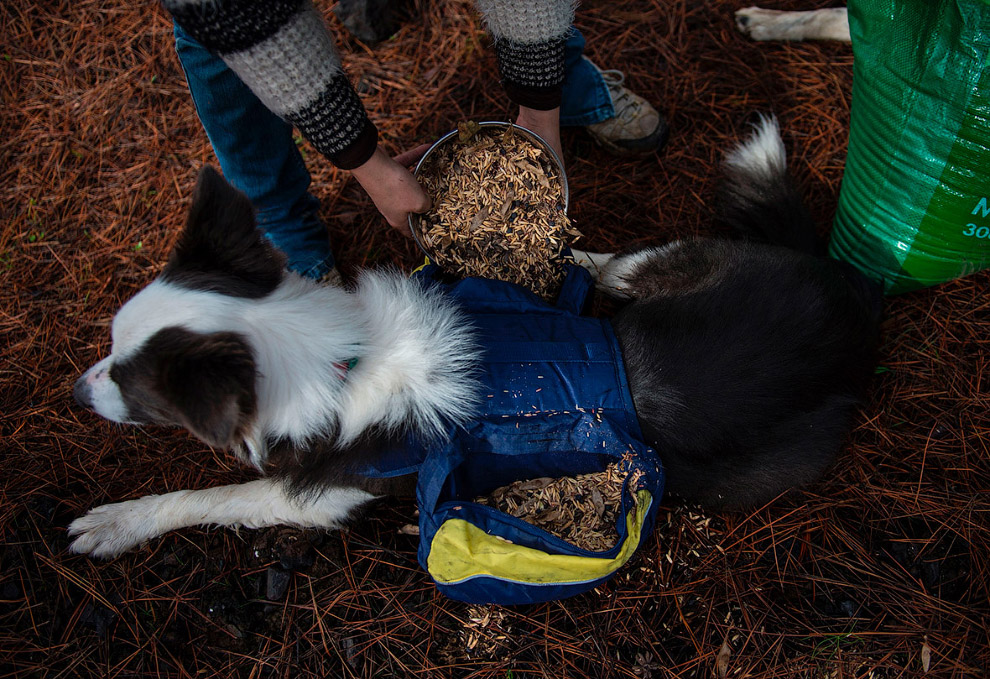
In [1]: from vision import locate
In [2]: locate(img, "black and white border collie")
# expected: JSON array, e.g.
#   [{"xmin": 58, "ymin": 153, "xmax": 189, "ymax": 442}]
[{"xmin": 70, "ymin": 117, "xmax": 881, "ymax": 559}]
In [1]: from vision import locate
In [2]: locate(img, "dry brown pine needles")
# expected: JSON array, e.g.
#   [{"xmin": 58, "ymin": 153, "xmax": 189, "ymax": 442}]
[{"xmin": 4, "ymin": 0, "xmax": 989, "ymax": 676}]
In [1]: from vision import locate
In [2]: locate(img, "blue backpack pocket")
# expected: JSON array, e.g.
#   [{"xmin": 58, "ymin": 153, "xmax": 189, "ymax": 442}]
[
  {"xmin": 417, "ymin": 415, "xmax": 663, "ymax": 605},
  {"xmin": 409, "ymin": 265, "xmax": 664, "ymax": 604}
]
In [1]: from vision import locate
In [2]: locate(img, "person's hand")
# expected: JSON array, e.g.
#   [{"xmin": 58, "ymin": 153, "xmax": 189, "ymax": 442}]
[
  {"xmin": 350, "ymin": 145, "xmax": 433, "ymax": 236},
  {"xmin": 515, "ymin": 106, "xmax": 564, "ymax": 167},
  {"xmin": 392, "ymin": 143, "xmax": 432, "ymax": 168}
]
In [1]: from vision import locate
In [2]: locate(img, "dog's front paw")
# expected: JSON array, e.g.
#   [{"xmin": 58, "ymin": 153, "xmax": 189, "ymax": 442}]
[{"xmin": 68, "ymin": 498, "xmax": 162, "ymax": 559}]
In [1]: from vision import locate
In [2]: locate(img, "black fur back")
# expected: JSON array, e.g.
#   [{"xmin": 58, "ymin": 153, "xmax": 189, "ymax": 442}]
[{"xmin": 615, "ymin": 119, "xmax": 883, "ymax": 509}]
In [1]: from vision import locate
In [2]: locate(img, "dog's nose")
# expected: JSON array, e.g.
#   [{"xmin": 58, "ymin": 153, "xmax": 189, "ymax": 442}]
[{"xmin": 73, "ymin": 375, "xmax": 93, "ymax": 410}]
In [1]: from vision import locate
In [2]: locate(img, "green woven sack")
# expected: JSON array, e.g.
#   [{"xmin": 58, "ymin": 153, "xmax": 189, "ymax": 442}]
[{"xmin": 829, "ymin": 0, "xmax": 990, "ymax": 294}]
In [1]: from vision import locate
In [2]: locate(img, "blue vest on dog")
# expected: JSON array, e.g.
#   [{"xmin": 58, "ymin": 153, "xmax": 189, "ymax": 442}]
[{"xmin": 365, "ymin": 265, "xmax": 663, "ymax": 605}]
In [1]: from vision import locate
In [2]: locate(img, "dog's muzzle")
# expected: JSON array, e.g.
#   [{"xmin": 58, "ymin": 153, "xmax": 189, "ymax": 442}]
[
  {"xmin": 73, "ymin": 358, "xmax": 131, "ymax": 423},
  {"xmin": 73, "ymin": 374, "xmax": 94, "ymax": 410}
]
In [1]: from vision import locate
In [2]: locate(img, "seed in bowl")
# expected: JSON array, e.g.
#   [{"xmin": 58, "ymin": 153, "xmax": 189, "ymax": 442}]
[{"xmin": 413, "ymin": 122, "xmax": 583, "ymax": 300}]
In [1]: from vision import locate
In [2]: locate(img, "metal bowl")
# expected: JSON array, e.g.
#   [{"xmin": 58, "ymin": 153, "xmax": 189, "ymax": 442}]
[{"xmin": 407, "ymin": 121, "xmax": 569, "ymax": 258}]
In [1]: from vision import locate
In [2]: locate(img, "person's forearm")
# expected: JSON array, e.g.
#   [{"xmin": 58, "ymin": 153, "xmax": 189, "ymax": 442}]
[
  {"xmin": 516, "ymin": 107, "xmax": 563, "ymax": 162},
  {"xmin": 163, "ymin": 0, "xmax": 377, "ymax": 169}
]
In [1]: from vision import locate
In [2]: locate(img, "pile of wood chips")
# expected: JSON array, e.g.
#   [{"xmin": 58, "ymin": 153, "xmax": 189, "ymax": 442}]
[
  {"xmin": 413, "ymin": 122, "xmax": 582, "ymax": 300},
  {"xmin": 474, "ymin": 462, "xmax": 642, "ymax": 552}
]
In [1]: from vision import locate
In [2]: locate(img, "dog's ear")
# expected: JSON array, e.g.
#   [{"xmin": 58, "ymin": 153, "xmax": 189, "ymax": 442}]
[
  {"xmin": 149, "ymin": 327, "xmax": 259, "ymax": 449},
  {"xmin": 163, "ymin": 166, "xmax": 286, "ymax": 298}
]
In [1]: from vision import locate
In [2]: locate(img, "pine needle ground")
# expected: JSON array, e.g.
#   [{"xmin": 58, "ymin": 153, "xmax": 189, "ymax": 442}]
[{"xmin": 2, "ymin": 1, "xmax": 987, "ymax": 677}]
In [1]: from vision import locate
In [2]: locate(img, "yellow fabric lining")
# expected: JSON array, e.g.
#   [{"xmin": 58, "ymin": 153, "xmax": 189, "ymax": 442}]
[{"xmin": 427, "ymin": 491, "xmax": 653, "ymax": 585}]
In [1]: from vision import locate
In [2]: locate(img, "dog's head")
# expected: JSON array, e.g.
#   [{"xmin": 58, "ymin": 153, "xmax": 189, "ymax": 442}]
[
  {"xmin": 76, "ymin": 167, "xmax": 481, "ymax": 467},
  {"xmin": 74, "ymin": 167, "xmax": 286, "ymax": 450}
]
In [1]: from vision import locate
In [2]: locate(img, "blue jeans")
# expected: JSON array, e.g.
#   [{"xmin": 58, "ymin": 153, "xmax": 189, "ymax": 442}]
[
  {"xmin": 173, "ymin": 24, "xmax": 611, "ymax": 277},
  {"xmin": 560, "ymin": 29, "xmax": 615, "ymax": 127}
]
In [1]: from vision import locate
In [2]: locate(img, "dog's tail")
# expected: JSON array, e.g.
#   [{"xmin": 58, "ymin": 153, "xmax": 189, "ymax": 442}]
[
  {"xmin": 722, "ymin": 115, "xmax": 885, "ymax": 325},
  {"xmin": 718, "ymin": 115, "xmax": 823, "ymax": 255}
]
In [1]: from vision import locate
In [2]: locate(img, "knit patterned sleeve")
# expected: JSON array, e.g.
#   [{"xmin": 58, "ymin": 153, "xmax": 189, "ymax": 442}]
[
  {"xmin": 162, "ymin": 0, "xmax": 378, "ymax": 170},
  {"xmin": 474, "ymin": 0, "xmax": 576, "ymax": 110}
]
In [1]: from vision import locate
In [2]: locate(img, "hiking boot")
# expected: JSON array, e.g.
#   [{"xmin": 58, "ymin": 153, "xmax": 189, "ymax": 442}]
[{"xmin": 585, "ymin": 63, "xmax": 669, "ymax": 156}]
